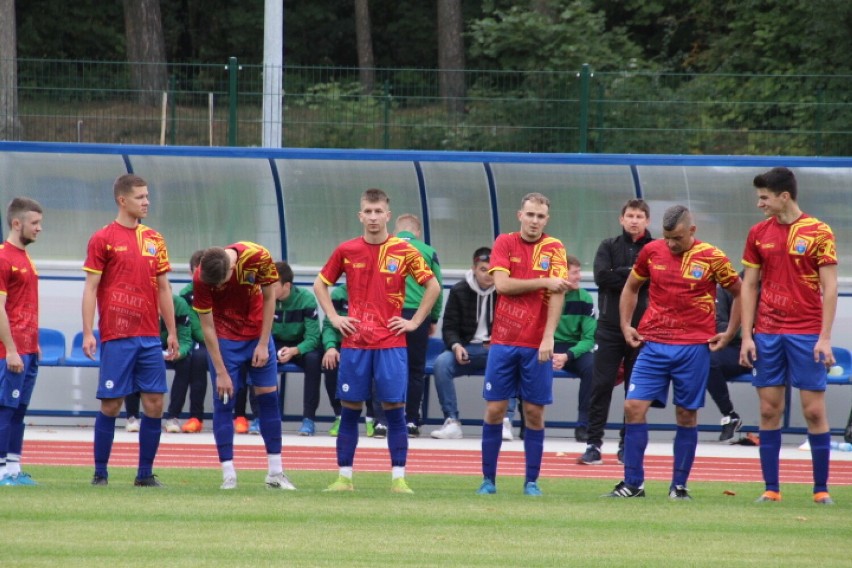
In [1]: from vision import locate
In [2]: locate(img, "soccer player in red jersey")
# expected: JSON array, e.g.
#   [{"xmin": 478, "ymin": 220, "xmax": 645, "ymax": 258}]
[
  {"xmin": 476, "ymin": 192, "xmax": 570, "ymax": 497},
  {"xmin": 739, "ymin": 167, "xmax": 838, "ymax": 505},
  {"xmin": 193, "ymin": 242, "xmax": 295, "ymax": 490},
  {"xmin": 83, "ymin": 174, "xmax": 178, "ymax": 487},
  {"xmin": 605, "ymin": 205, "xmax": 740, "ymax": 500},
  {"xmin": 314, "ymin": 188, "xmax": 440, "ymax": 494},
  {"xmin": 0, "ymin": 198, "xmax": 43, "ymax": 486}
]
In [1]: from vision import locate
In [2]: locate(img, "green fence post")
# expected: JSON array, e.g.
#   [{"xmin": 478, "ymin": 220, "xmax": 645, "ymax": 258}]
[
  {"xmin": 578, "ymin": 63, "xmax": 591, "ymax": 153},
  {"xmin": 227, "ymin": 57, "xmax": 239, "ymax": 147},
  {"xmin": 169, "ymin": 75, "xmax": 177, "ymax": 146},
  {"xmin": 383, "ymin": 80, "xmax": 391, "ymax": 149}
]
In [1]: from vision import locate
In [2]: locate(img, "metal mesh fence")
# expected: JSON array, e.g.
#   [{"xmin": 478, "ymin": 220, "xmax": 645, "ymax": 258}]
[{"xmin": 2, "ymin": 59, "xmax": 851, "ymax": 155}]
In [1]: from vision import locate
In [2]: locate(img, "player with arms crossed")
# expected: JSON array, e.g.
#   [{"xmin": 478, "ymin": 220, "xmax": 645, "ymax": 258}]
[
  {"xmin": 739, "ymin": 167, "xmax": 837, "ymax": 505},
  {"xmin": 314, "ymin": 188, "xmax": 439, "ymax": 494},
  {"xmin": 605, "ymin": 205, "xmax": 740, "ymax": 500},
  {"xmin": 477, "ymin": 192, "xmax": 570, "ymax": 497},
  {"xmin": 83, "ymin": 174, "xmax": 178, "ymax": 487},
  {"xmin": 194, "ymin": 242, "xmax": 295, "ymax": 490}
]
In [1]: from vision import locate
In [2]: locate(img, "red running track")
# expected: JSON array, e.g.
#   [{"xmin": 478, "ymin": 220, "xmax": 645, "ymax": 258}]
[{"xmin": 23, "ymin": 440, "xmax": 852, "ymax": 485}]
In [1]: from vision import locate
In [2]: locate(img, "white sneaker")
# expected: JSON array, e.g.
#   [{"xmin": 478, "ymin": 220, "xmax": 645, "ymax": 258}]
[
  {"xmin": 798, "ymin": 439, "xmax": 811, "ymax": 451},
  {"xmin": 502, "ymin": 418, "xmax": 514, "ymax": 441},
  {"xmin": 265, "ymin": 472, "xmax": 296, "ymax": 490},
  {"xmin": 430, "ymin": 418, "xmax": 463, "ymax": 439},
  {"xmin": 125, "ymin": 416, "xmax": 140, "ymax": 433},
  {"xmin": 164, "ymin": 418, "xmax": 180, "ymax": 433},
  {"xmin": 220, "ymin": 476, "xmax": 237, "ymax": 490}
]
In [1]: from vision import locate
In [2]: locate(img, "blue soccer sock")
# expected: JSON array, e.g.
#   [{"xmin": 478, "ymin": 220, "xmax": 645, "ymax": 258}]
[
  {"xmin": 336, "ymin": 406, "xmax": 360, "ymax": 468},
  {"xmin": 212, "ymin": 403, "xmax": 235, "ymax": 463},
  {"xmin": 623, "ymin": 422, "xmax": 649, "ymax": 488},
  {"xmin": 93, "ymin": 411, "xmax": 117, "ymax": 478},
  {"xmin": 523, "ymin": 427, "xmax": 545, "ymax": 484},
  {"xmin": 8, "ymin": 403, "xmax": 26, "ymax": 456},
  {"xmin": 137, "ymin": 414, "xmax": 162, "ymax": 479},
  {"xmin": 255, "ymin": 391, "xmax": 282, "ymax": 455},
  {"xmin": 671, "ymin": 425, "xmax": 698, "ymax": 489},
  {"xmin": 759, "ymin": 428, "xmax": 782, "ymax": 492},
  {"xmin": 384, "ymin": 406, "xmax": 408, "ymax": 467},
  {"xmin": 481, "ymin": 422, "xmax": 503, "ymax": 483},
  {"xmin": 808, "ymin": 431, "xmax": 831, "ymax": 494},
  {"xmin": 0, "ymin": 406, "xmax": 14, "ymax": 475}
]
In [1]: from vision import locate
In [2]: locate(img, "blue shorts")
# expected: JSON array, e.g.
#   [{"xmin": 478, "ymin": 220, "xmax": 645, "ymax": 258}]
[
  {"xmin": 338, "ymin": 347, "xmax": 407, "ymax": 403},
  {"xmin": 0, "ymin": 354, "xmax": 38, "ymax": 408},
  {"xmin": 483, "ymin": 344, "xmax": 553, "ymax": 406},
  {"xmin": 97, "ymin": 336, "xmax": 167, "ymax": 399},
  {"xmin": 207, "ymin": 337, "xmax": 278, "ymax": 391},
  {"xmin": 627, "ymin": 341, "xmax": 709, "ymax": 410},
  {"xmin": 752, "ymin": 333, "xmax": 827, "ymax": 391}
]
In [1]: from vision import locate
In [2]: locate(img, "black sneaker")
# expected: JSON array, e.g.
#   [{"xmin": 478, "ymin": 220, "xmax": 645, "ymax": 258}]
[
  {"xmin": 719, "ymin": 412, "xmax": 743, "ymax": 443},
  {"xmin": 574, "ymin": 425, "xmax": 589, "ymax": 443},
  {"xmin": 844, "ymin": 421, "xmax": 852, "ymax": 444},
  {"xmin": 669, "ymin": 485, "xmax": 692, "ymax": 500},
  {"xmin": 373, "ymin": 423, "xmax": 388, "ymax": 439},
  {"xmin": 603, "ymin": 480, "xmax": 645, "ymax": 498},
  {"xmin": 617, "ymin": 446, "xmax": 624, "ymax": 465},
  {"xmin": 134, "ymin": 474, "xmax": 164, "ymax": 488},
  {"xmin": 576, "ymin": 444, "xmax": 603, "ymax": 465},
  {"xmin": 91, "ymin": 475, "xmax": 108, "ymax": 486},
  {"xmin": 406, "ymin": 422, "xmax": 421, "ymax": 438}
]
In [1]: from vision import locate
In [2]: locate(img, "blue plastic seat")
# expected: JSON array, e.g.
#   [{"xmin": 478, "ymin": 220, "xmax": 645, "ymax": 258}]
[
  {"xmin": 829, "ymin": 347, "xmax": 851, "ymax": 384},
  {"xmin": 38, "ymin": 328, "xmax": 67, "ymax": 366},
  {"xmin": 65, "ymin": 330, "xmax": 101, "ymax": 367}
]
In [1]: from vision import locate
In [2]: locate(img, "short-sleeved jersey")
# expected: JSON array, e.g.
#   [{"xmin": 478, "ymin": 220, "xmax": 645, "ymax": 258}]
[
  {"xmin": 192, "ymin": 242, "xmax": 279, "ymax": 341},
  {"xmin": 0, "ymin": 242, "xmax": 39, "ymax": 357},
  {"xmin": 83, "ymin": 222, "xmax": 171, "ymax": 342},
  {"xmin": 742, "ymin": 213, "xmax": 836, "ymax": 334},
  {"xmin": 488, "ymin": 232, "xmax": 569, "ymax": 348},
  {"xmin": 318, "ymin": 236, "xmax": 434, "ymax": 349},
  {"xmin": 632, "ymin": 239, "xmax": 739, "ymax": 344}
]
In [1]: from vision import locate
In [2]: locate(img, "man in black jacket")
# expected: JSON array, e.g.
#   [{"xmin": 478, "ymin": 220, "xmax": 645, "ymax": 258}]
[
  {"xmin": 578, "ymin": 199, "xmax": 652, "ymax": 465},
  {"xmin": 430, "ymin": 247, "xmax": 496, "ymax": 439}
]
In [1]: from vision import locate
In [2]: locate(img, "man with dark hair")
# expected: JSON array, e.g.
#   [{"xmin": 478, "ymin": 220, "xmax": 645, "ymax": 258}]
[
  {"xmin": 477, "ymin": 192, "xmax": 569, "ymax": 497},
  {"xmin": 83, "ymin": 174, "xmax": 178, "ymax": 487},
  {"xmin": 314, "ymin": 188, "xmax": 439, "ymax": 494},
  {"xmin": 740, "ymin": 166, "xmax": 837, "ymax": 505},
  {"xmin": 551, "ymin": 254, "xmax": 597, "ymax": 443},
  {"xmin": 163, "ymin": 249, "xmax": 209, "ymax": 434},
  {"xmin": 429, "ymin": 247, "xmax": 495, "ymax": 440},
  {"xmin": 578, "ymin": 199, "xmax": 653, "ymax": 466},
  {"xmin": 194, "ymin": 243, "xmax": 295, "ymax": 490},
  {"xmin": 605, "ymin": 205, "xmax": 740, "ymax": 500},
  {"xmin": 271, "ymin": 260, "xmax": 336, "ymax": 436},
  {"xmin": 0, "ymin": 197, "xmax": 43, "ymax": 486}
]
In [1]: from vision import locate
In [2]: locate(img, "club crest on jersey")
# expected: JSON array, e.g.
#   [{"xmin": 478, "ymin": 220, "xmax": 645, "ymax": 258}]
[
  {"xmin": 383, "ymin": 255, "xmax": 403, "ymax": 273},
  {"xmin": 539, "ymin": 255, "xmax": 551, "ymax": 271},
  {"xmin": 688, "ymin": 263, "xmax": 707, "ymax": 280},
  {"xmin": 143, "ymin": 239, "xmax": 157, "ymax": 256},
  {"xmin": 792, "ymin": 237, "xmax": 808, "ymax": 255},
  {"xmin": 242, "ymin": 270, "xmax": 257, "ymax": 285}
]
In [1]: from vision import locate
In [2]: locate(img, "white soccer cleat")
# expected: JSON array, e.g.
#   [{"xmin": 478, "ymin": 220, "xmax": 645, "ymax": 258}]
[
  {"xmin": 220, "ymin": 476, "xmax": 237, "ymax": 490},
  {"xmin": 265, "ymin": 472, "xmax": 296, "ymax": 490}
]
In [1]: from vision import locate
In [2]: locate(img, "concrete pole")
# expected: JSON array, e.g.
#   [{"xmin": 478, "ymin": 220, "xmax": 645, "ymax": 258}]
[{"xmin": 261, "ymin": 0, "xmax": 283, "ymax": 148}]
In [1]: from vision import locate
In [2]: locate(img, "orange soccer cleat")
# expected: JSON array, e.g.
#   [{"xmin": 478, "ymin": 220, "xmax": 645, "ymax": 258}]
[
  {"xmin": 234, "ymin": 416, "xmax": 249, "ymax": 434},
  {"xmin": 181, "ymin": 417, "xmax": 203, "ymax": 433}
]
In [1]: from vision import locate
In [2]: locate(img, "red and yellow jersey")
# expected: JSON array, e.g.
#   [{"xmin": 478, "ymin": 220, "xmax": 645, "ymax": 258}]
[
  {"xmin": 0, "ymin": 242, "xmax": 39, "ymax": 357},
  {"xmin": 319, "ymin": 236, "xmax": 434, "ymax": 349},
  {"xmin": 83, "ymin": 222, "xmax": 170, "ymax": 342},
  {"xmin": 193, "ymin": 242, "xmax": 279, "ymax": 341},
  {"xmin": 633, "ymin": 239, "xmax": 739, "ymax": 344},
  {"xmin": 489, "ymin": 232, "xmax": 568, "ymax": 348},
  {"xmin": 742, "ymin": 214, "xmax": 836, "ymax": 334}
]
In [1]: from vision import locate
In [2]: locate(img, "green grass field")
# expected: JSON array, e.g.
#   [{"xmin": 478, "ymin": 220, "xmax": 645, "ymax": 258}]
[{"xmin": 2, "ymin": 465, "xmax": 849, "ymax": 567}]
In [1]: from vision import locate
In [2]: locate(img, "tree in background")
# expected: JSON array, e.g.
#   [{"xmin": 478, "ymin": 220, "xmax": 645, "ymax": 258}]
[
  {"xmin": 354, "ymin": 0, "xmax": 375, "ymax": 95},
  {"xmin": 437, "ymin": 0, "xmax": 465, "ymax": 115},
  {"xmin": 123, "ymin": 0, "xmax": 168, "ymax": 106},
  {"xmin": 0, "ymin": 0, "xmax": 22, "ymax": 139}
]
